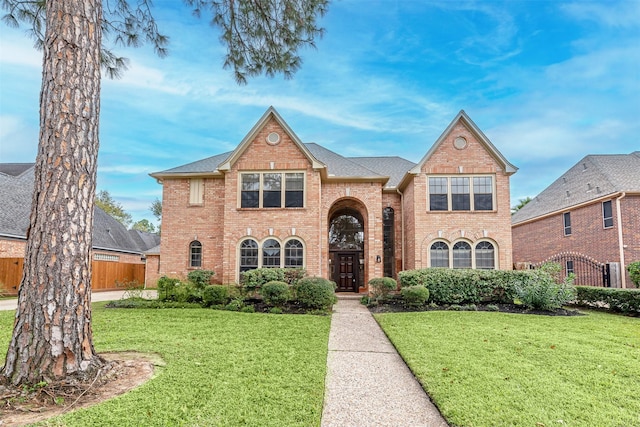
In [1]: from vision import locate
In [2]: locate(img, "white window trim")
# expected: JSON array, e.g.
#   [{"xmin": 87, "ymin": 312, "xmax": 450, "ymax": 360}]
[
  {"xmin": 238, "ymin": 171, "xmax": 306, "ymax": 209},
  {"xmin": 237, "ymin": 236, "xmax": 306, "ymax": 279},
  {"xmin": 427, "ymin": 239, "xmax": 498, "ymax": 269},
  {"xmin": 602, "ymin": 200, "xmax": 614, "ymax": 229},
  {"xmin": 427, "ymin": 174, "xmax": 495, "ymax": 212}
]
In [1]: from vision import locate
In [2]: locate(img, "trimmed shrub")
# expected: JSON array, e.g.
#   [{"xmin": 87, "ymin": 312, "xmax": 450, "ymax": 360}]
[
  {"xmin": 240, "ymin": 268, "xmax": 306, "ymax": 292},
  {"xmin": 261, "ymin": 281, "xmax": 290, "ymax": 306},
  {"xmin": 368, "ymin": 277, "xmax": 397, "ymax": 301},
  {"xmin": 401, "ymin": 285, "xmax": 430, "ymax": 307},
  {"xmin": 627, "ymin": 261, "xmax": 640, "ymax": 288},
  {"xmin": 513, "ymin": 269, "xmax": 576, "ymax": 311},
  {"xmin": 187, "ymin": 270, "xmax": 216, "ymax": 288},
  {"xmin": 575, "ymin": 286, "xmax": 640, "ymax": 314},
  {"xmin": 294, "ymin": 277, "xmax": 337, "ymax": 310},
  {"xmin": 157, "ymin": 276, "xmax": 181, "ymax": 302},
  {"xmin": 225, "ymin": 298, "xmax": 244, "ymax": 311},
  {"xmin": 202, "ymin": 285, "xmax": 229, "ymax": 307}
]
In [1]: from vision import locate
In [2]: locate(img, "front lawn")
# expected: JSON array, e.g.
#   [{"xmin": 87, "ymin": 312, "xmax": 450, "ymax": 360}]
[
  {"xmin": 0, "ymin": 304, "xmax": 331, "ymax": 426},
  {"xmin": 376, "ymin": 310, "xmax": 640, "ymax": 427}
]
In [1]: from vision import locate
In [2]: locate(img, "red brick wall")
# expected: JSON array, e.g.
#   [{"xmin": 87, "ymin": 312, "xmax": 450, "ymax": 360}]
[
  {"xmin": 513, "ymin": 194, "xmax": 640, "ymax": 287},
  {"xmin": 407, "ymin": 122, "xmax": 513, "ymax": 270},
  {"xmin": 0, "ymin": 239, "xmax": 26, "ymax": 258}
]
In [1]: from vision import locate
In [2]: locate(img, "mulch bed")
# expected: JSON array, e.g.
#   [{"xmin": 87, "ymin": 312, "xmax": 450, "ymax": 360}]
[{"xmin": 366, "ymin": 299, "xmax": 584, "ymax": 316}]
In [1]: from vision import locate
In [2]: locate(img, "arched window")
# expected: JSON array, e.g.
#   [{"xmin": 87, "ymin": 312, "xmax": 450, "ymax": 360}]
[
  {"xmin": 475, "ymin": 241, "xmax": 495, "ymax": 269},
  {"xmin": 430, "ymin": 241, "xmax": 449, "ymax": 268},
  {"xmin": 262, "ymin": 238, "xmax": 281, "ymax": 268},
  {"xmin": 284, "ymin": 239, "xmax": 304, "ymax": 268},
  {"xmin": 383, "ymin": 207, "xmax": 395, "ymax": 277},
  {"xmin": 239, "ymin": 239, "xmax": 258, "ymax": 272},
  {"xmin": 452, "ymin": 241, "xmax": 472, "ymax": 269},
  {"xmin": 189, "ymin": 240, "xmax": 202, "ymax": 268}
]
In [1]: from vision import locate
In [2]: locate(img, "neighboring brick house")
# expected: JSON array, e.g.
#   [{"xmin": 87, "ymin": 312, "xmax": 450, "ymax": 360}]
[
  {"xmin": 151, "ymin": 107, "xmax": 517, "ymax": 292},
  {"xmin": 0, "ymin": 163, "xmax": 160, "ymax": 293},
  {"xmin": 512, "ymin": 152, "xmax": 640, "ymax": 288}
]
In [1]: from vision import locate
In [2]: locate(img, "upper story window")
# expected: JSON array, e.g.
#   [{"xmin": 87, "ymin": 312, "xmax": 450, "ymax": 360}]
[
  {"xmin": 240, "ymin": 172, "xmax": 304, "ymax": 209},
  {"xmin": 563, "ymin": 212, "xmax": 572, "ymax": 236},
  {"xmin": 428, "ymin": 175, "xmax": 493, "ymax": 211},
  {"xmin": 189, "ymin": 179, "xmax": 204, "ymax": 205},
  {"xmin": 189, "ymin": 240, "xmax": 202, "ymax": 268},
  {"xmin": 602, "ymin": 200, "xmax": 613, "ymax": 228}
]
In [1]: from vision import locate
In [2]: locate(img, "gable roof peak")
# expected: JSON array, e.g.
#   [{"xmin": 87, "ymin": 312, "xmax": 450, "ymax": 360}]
[
  {"xmin": 217, "ymin": 107, "xmax": 325, "ymax": 171},
  {"xmin": 408, "ymin": 110, "xmax": 517, "ymax": 176}
]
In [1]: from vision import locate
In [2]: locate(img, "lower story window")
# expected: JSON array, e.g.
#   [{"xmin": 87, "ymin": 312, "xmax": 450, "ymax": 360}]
[
  {"xmin": 190, "ymin": 240, "xmax": 202, "ymax": 268},
  {"xmin": 262, "ymin": 239, "xmax": 281, "ymax": 267},
  {"xmin": 240, "ymin": 239, "xmax": 259, "ymax": 272},
  {"xmin": 430, "ymin": 241, "xmax": 449, "ymax": 268},
  {"xmin": 285, "ymin": 239, "xmax": 304, "ymax": 267},
  {"xmin": 430, "ymin": 240, "xmax": 496, "ymax": 269}
]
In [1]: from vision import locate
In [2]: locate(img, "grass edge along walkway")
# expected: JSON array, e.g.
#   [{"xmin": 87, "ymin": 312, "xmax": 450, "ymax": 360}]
[
  {"xmin": 375, "ymin": 309, "xmax": 640, "ymax": 427},
  {"xmin": 0, "ymin": 304, "xmax": 331, "ymax": 426}
]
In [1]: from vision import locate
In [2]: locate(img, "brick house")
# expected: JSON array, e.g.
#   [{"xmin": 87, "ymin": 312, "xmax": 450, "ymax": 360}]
[
  {"xmin": 151, "ymin": 107, "xmax": 517, "ymax": 292},
  {"xmin": 511, "ymin": 152, "xmax": 640, "ymax": 288},
  {"xmin": 0, "ymin": 163, "xmax": 160, "ymax": 293}
]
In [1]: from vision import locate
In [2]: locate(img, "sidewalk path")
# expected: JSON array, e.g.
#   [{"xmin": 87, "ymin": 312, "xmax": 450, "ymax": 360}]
[
  {"xmin": 321, "ymin": 296, "xmax": 448, "ymax": 427},
  {"xmin": 0, "ymin": 290, "xmax": 157, "ymax": 311}
]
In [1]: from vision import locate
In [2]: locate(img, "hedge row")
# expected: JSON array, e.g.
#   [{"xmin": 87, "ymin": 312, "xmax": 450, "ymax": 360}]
[
  {"xmin": 398, "ymin": 268, "xmax": 530, "ymax": 304},
  {"xmin": 575, "ymin": 286, "xmax": 640, "ymax": 315}
]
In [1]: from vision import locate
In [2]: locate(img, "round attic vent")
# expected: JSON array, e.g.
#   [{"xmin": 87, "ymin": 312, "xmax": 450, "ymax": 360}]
[
  {"xmin": 453, "ymin": 136, "xmax": 467, "ymax": 150},
  {"xmin": 266, "ymin": 132, "xmax": 281, "ymax": 145}
]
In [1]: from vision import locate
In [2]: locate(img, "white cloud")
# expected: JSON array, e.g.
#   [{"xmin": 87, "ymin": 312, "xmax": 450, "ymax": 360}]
[{"xmin": 561, "ymin": 1, "xmax": 640, "ymax": 28}]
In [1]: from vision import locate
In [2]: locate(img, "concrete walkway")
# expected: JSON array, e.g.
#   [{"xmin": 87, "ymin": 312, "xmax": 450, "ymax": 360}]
[
  {"xmin": 321, "ymin": 296, "xmax": 448, "ymax": 427},
  {"xmin": 0, "ymin": 290, "xmax": 157, "ymax": 311}
]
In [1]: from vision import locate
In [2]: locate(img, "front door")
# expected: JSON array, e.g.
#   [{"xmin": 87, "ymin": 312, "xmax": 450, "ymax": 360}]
[{"xmin": 335, "ymin": 253, "xmax": 358, "ymax": 292}]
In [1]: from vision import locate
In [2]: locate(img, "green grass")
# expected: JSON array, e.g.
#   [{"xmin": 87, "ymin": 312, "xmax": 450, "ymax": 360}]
[
  {"xmin": 375, "ymin": 310, "xmax": 640, "ymax": 427},
  {"xmin": 0, "ymin": 303, "xmax": 331, "ymax": 426}
]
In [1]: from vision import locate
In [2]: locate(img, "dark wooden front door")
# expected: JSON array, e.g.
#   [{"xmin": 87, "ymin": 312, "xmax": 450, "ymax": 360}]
[{"xmin": 335, "ymin": 253, "xmax": 358, "ymax": 292}]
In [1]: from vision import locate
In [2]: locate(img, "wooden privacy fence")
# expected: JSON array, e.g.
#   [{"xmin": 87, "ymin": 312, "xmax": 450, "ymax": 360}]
[{"xmin": 0, "ymin": 257, "xmax": 145, "ymax": 296}]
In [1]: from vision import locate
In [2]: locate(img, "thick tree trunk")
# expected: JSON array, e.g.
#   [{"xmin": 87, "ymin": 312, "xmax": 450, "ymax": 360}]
[{"xmin": 1, "ymin": 0, "xmax": 104, "ymax": 386}]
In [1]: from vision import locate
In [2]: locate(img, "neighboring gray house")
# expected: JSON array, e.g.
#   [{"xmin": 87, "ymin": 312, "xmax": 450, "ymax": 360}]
[
  {"xmin": 0, "ymin": 163, "xmax": 160, "ymax": 292},
  {"xmin": 512, "ymin": 152, "xmax": 640, "ymax": 288}
]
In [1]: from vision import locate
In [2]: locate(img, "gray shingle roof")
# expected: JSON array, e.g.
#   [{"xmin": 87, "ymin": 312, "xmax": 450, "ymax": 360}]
[
  {"xmin": 0, "ymin": 164, "xmax": 152, "ymax": 254},
  {"xmin": 0, "ymin": 163, "xmax": 34, "ymax": 177},
  {"xmin": 153, "ymin": 143, "xmax": 417, "ymax": 189},
  {"xmin": 128, "ymin": 229, "xmax": 162, "ymax": 252},
  {"xmin": 512, "ymin": 151, "xmax": 640, "ymax": 224},
  {"xmin": 348, "ymin": 156, "xmax": 417, "ymax": 188}
]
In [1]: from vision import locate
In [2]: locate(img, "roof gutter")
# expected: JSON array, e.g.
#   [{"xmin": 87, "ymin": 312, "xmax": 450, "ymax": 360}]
[
  {"xmin": 616, "ymin": 192, "xmax": 626, "ymax": 288},
  {"xmin": 512, "ymin": 192, "xmax": 620, "ymax": 227}
]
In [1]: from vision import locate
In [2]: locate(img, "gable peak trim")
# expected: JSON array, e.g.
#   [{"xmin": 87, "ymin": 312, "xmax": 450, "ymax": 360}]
[{"xmin": 218, "ymin": 106, "xmax": 325, "ymax": 171}]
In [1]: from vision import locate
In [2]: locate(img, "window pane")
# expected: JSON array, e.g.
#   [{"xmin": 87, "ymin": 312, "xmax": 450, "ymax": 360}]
[
  {"xmin": 262, "ymin": 238, "xmax": 281, "ymax": 267},
  {"xmin": 240, "ymin": 239, "xmax": 258, "ymax": 272},
  {"xmin": 284, "ymin": 239, "xmax": 304, "ymax": 267},
  {"xmin": 603, "ymin": 201, "xmax": 613, "ymax": 228},
  {"xmin": 429, "ymin": 177, "xmax": 448, "ymax": 211},
  {"xmin": 430, "ymin": 241, "xmax": 449, "ymax": 268},
  {"xmin": 190, "ymin": 241, "xmax": 202, "ymax": 268},
  {"xmin": 263, "ymin": 174, "xmax": 282, "ymax": 208},
  {"xmin": 453, "ymin": 241, "xmax": 471, "ymax": 268},
  {"xmin": 241, "ymin": 174, "xmax": 259, "ymax": 208},
  {"xmin": 452, "ymin": 178, "xmax": 470, "ymax": 211},
  {"xmin": 475, "ymin": 241, "xmax": 495, "ymax": 269},
  {"xmin": 285, "ymin": 173, "xmax": 304, "ymax": 208},
  {"xmin": 383, "ymin": 208, "xmax": 395, "ymax": 277},
  {"xmin": 563, "ymin": 212, "xmax": 571, "ymax": 236},
  {"xmin": 473, "ymin": 177, "xmax": 493, "ymax": 210}
]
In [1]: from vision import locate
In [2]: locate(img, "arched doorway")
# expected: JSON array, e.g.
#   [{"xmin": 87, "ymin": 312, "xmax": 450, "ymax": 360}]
[{"xmin": 329, "ymin": 205, "xmax": 365, "ymax": 292}]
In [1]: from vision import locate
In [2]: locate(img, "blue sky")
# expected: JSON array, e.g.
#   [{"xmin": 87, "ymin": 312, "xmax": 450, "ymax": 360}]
[{"xmin": 1, "ymin": 0, "xmax": 638, "ymax": 226}]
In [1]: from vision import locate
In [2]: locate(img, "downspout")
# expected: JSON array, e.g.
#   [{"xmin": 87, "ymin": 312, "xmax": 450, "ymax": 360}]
[
  {"xmin": 396, "ymin": 188, "xmax": 405, "ymax": 275},
  {"xmin": 616, "ymin": 192, "xmax": 626, "ymax": 288}
]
